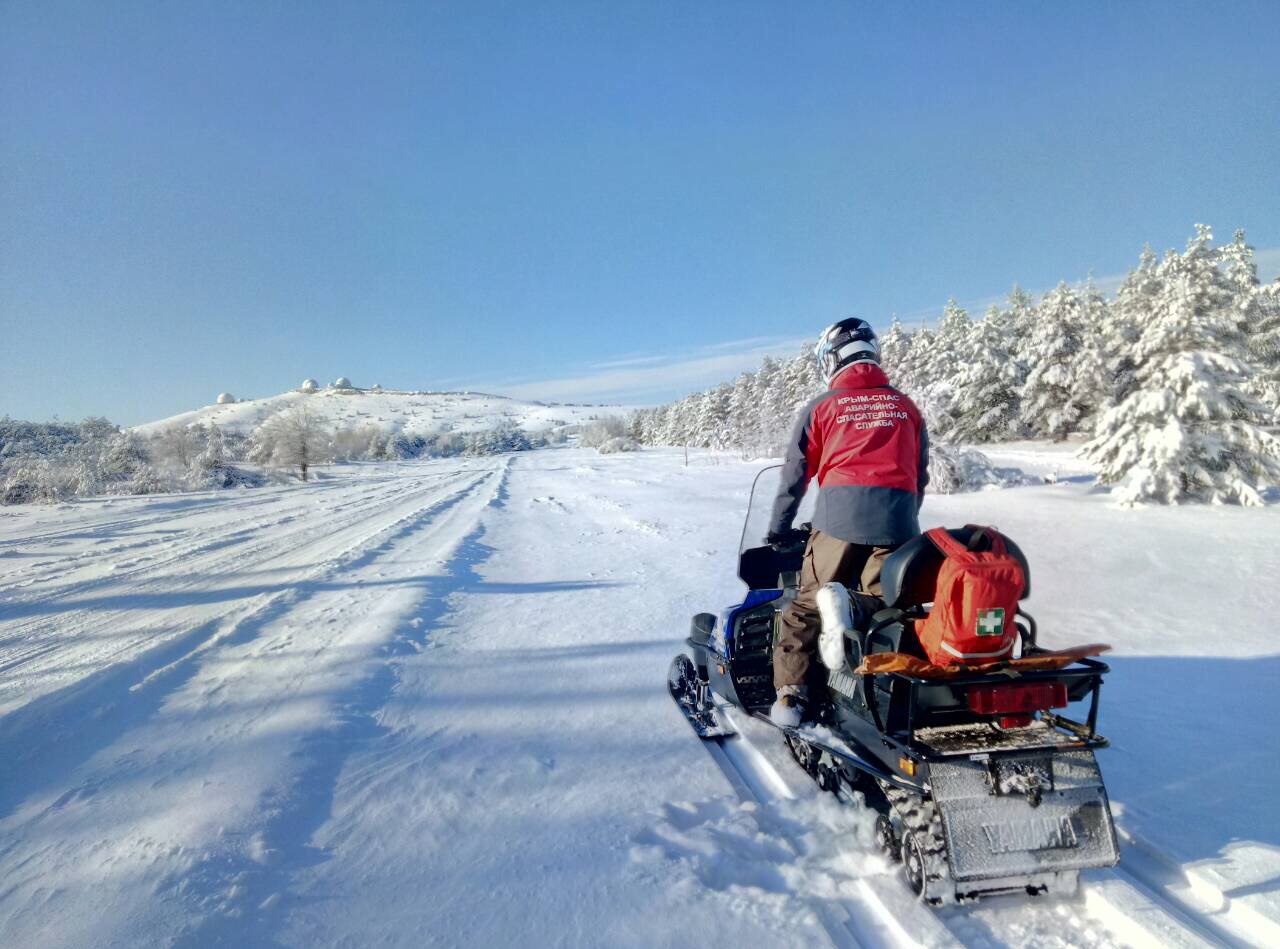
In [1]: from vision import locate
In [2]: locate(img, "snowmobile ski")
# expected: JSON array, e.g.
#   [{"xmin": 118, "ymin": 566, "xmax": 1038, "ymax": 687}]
[{"xmin": 667, "ymin": 654, "xmax": 736, "ymax": 740}]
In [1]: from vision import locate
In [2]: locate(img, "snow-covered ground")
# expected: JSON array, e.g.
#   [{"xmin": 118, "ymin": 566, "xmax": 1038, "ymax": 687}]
[
  {"xmin": 1, "ymin": 445, "xmax": 1277, "ymax": 947},
  {"xmin": 133, "ymin": 385, "xmax": 628, "ymax": 438}
]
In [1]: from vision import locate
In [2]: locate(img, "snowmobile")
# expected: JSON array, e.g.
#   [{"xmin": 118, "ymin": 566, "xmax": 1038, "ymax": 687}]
[{"xmin": 668, "ymin": 467, "xmax": 1119, "ymax": 905}]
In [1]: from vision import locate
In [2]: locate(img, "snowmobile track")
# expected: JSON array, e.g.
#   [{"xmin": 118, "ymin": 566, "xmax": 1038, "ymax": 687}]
[
  {"xmin": 693, "ymin": 701, "xmax": 1232, "ymax": 949},
  {"xmin": 696, "ymin": 706, "xmax": 956, "ymax": 948}
]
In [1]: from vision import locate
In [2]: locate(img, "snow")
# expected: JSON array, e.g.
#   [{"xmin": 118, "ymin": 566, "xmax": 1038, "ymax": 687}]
[
  {"xmin": 1, "ymin": 444, "xmax": 1277, "ymax": 946},
  {"xmin": 928, "ymin": 442, "xmax": 1035, "ymax": 493},
  {"xmin": 132, "ymin": 385, "xmax": 633, "ymax": 440},
  {"xmin": 597, "ymin": 435, "xmax": 641, "ymax": 453}
]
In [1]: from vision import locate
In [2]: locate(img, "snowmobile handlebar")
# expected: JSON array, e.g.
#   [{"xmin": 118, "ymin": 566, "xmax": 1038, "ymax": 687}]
[{"xmin": 767, "ymin": 523, "xmax": 811, "ymax": 552}]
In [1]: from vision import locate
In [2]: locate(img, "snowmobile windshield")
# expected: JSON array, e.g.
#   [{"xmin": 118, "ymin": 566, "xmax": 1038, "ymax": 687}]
[{"xmin": 738, "ymin": 465, "xmax": 815, "ymax": 558}]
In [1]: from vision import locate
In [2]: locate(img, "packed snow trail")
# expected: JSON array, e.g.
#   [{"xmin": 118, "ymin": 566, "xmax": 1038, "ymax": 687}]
[
  {"xmin": 2, "ymin": 447, "xmax": 1278, "ymax": 946},
  {"xmin": 270, "ymin": 454, "xmax": 849, "ymax": 948},
  {"xmin": 0, "ymin": 460, "xmax": 506, "ymax": 945}
]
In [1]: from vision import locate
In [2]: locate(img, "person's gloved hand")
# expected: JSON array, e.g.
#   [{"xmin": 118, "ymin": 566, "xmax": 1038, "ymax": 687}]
[{"xmin": 767, "ymin": 527, "xmax": 809, "ymax": 550}]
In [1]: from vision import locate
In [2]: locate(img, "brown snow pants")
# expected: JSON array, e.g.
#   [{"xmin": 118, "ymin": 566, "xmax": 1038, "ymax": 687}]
[{"xmin": 773, "ymin": 531, "xmax": 896, "ymax": 689}]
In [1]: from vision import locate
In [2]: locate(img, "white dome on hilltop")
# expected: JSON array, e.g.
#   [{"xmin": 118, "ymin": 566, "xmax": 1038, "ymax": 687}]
[
  {"xmin": 216, "ymin": 392, "xmax": 236, "ymax": 404},
  {"xmin": 333, "ymin": 377, "xmax": 353, "ymax": 389},
  {"xmin": 371, "ymin": 383, "xmax": 383, "ymax": 391},
  {"xmin": 300, "ymin": 378, "xmax": 319, "ymax": 393}
]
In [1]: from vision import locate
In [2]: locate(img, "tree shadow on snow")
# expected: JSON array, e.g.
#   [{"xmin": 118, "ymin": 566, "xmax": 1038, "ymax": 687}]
[{"xmin": 0, "ymin": 571, "xmax": 628, "ymax": 621}]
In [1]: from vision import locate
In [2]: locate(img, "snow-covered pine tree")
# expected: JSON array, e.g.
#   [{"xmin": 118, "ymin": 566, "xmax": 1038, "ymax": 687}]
[
  {"xmin": 916, "ymin": 299, "xmax": 972, "ymax": 436},
  {"xmin": 1248, "ymin": 280, "xmax": 1280, "ymax": 417},
  {"xmin": 1103, "ymin": 246, "xmax": 1159, "ymax": 408},
  {"xmin": 925, "ymin": 299, "xmax": 972, "ymax": 383},
  {"xmin": 1084, "ymin": 225, "xmax": 1280, "ymax": 505},
  {"xmin": 694, "ymin": 384, "xmax": 733, "ymax": 448},
  {"xmin": 727, "ymin": 370, "xmax": 762, "ymax": 456},
  {"xmin": 1221, "ymin": 228, "xmax": 1258, "ymax": 301},
  {"xmin": 993, "ymin": 295, "xmax": 1032, "ymax": 411},
  {"xmin": 1003, "ymin": 284, "xmax": 1036, "ymax": 363},
  {"xmin": 188, "ymin": 422, "xmax": 229, "ymax": 487},
  {"xmin": 753, "ymin": 355, "xmax": 792, "ymax": 454},
  {"xmin": 640, "ymin": 406, "xmax": 663, "ymax": 445},
  {"xmin": 667, "ymin": 393, "xmax": 702, "ymax": 446},
  {"xmin": 1077, "ymin": 277, "xmax": 1111, "ymax": 423},
  {"xmin": 1019, "ymin": 282, "xmax": 1095, "ymax": 440},
  {"xmin": 948, "ymin": 306, "xmax": 1025, "ymax": 442},
  {"xmin": 898, "ymin": 325, "xmax": 936, "ymax": 399},
  {"xmin": 627, "ymin": 406, "xmax": 655, "ymax": 443},
  {"xmin": 980, "ymin": 302, "xmax": 1009, "ymax": 339},
  {"xmin": 779, "ymin": 347, "xmax": 822, "ymax": 414},
  {"xmin": 1220, "ymin": 229, "xmax": 1280, "ymax": 419},
  {"xmin": 878, "ymin": 316, "xmax": 912, "ymax": 381},
  {"xmin": 666, "ymin": 403, "xmax": 684, "ymax": 445}
]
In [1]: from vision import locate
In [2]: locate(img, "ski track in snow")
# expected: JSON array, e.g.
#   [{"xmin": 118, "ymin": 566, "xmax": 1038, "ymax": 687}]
[
  {"xmin": 698, "ymin": 706, "xmax": 1234, "ymax": 949},
  {"xmin": 0, "ymin": 447, "xmax": 1277, "ymax": 947}
]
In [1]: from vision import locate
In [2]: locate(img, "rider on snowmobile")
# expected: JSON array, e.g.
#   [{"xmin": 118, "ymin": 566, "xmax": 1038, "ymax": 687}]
[{"xmin": 768, "ymin": 318, "xmax": 930, "ymax": 727}]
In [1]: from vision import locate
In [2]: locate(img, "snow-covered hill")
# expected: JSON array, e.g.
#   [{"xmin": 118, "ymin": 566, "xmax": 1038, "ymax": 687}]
[{"xmin": 133, "ymin": 382, "xmax": 628, "ymax": 438}]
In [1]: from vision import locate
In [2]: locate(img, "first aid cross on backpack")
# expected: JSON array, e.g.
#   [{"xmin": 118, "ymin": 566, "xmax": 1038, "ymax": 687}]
[{"xmin": 976, "ymin": 607, "xmax": 1005, "ymax": 637}]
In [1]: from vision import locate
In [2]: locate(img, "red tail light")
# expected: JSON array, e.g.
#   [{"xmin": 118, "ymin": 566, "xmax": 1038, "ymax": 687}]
[
  {"xmin": 968, "ymin": 682, "xmax": 1068, "ymax": 716},
  {"xmin": 997, "ymin": 714, "xmax": 1033, "ymax": 729}
]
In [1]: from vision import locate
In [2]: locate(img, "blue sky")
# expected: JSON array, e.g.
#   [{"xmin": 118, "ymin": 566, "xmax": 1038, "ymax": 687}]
[{"xmin": 3, "ymin": 1, "xmax": 1278, "ymax": 424}]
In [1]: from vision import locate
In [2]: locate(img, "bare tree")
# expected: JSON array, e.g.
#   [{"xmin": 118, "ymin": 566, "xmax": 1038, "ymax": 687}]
[
  {"xmin": 154, "ymin": 425, "xmax": 198, "ymax": 469},
  {"xmin": 249, "ymin": 405, "xmax": 331, "ymax": 481}
]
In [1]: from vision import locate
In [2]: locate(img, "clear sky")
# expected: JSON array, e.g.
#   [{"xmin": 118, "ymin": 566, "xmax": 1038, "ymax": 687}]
[{"xmin": 3, "ymin": 1, "xmax": 1278, "ymax": 424}]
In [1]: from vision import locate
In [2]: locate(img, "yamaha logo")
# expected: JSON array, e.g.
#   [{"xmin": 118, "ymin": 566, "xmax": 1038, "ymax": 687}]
[{"xmin": 982, "ymin": 816, "xmax": 1080, "ymax": 854}]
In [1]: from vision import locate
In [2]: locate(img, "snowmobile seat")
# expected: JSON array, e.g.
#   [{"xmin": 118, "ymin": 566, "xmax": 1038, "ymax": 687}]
[
  {"xmin": 864, "ymin": 609, "xmax": 926, "ymax": 659},
  {"xmin": 879, "ymin": 526, "xmax": 1032, "ymax": 611}
]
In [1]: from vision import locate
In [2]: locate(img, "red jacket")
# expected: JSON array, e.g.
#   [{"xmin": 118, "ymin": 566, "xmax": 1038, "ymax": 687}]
[{"xmin": 769, "ymin": 363, "xmax": 929, "ymax": 546}]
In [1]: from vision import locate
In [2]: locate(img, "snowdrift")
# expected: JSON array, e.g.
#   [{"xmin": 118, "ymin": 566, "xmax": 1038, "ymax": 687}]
[{"xmin": 927, "ymin": 442, "xmax": 1035, "ymax": 493}]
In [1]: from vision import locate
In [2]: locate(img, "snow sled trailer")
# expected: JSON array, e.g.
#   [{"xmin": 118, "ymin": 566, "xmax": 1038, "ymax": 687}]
[{"xmin": 669, "ymin": 467, "xmax": 1120, "ymax": 905}]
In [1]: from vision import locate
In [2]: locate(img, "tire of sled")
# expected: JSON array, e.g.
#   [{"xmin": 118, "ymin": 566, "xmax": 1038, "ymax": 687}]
[
  {"xmin": 667, "ymin": 654, "xmax": 697, "ymax": 703},
  {"xmin": 901, "ymin": 834, "xmax": 928, "ymax": 899},
  {"xmin": 875, "ymin": 814, "xmax": 900, "ymax": 862}
]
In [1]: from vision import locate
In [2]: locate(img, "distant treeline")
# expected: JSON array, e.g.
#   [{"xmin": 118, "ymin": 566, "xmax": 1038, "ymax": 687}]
[
  {"xmin": 0, "ymin": 412, "xmax": 566, "ymax": 504},
  {"xmin": 628, "ymin": 226, "xmax": 1280, "ymax": 505}
]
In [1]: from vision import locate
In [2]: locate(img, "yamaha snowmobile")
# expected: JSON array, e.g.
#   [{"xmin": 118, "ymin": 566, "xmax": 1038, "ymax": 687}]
[{"xmin": 668, "ymin": 467, "xmax": 1119, "ymax": 905}]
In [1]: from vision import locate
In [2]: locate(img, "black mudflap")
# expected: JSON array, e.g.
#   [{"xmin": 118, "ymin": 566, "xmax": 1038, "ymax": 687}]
[{"xmin": 930, "ymin": 749, "xmax": 1120, "ymax": 887}]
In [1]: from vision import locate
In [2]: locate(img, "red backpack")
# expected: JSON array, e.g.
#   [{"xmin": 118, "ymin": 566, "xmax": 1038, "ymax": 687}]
[{"xmin": 917, "ymin": 526, "xmax": 1026, "ymax": 667}]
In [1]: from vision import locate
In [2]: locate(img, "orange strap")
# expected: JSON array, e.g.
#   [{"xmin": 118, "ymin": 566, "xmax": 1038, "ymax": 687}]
[
  {"xmin": 925, "ymin": 526, "xmax": 968, "ymax": 559},
  {"xmin": 853, "ymin": 643, "xmax": 1111, "ymax": 678}
]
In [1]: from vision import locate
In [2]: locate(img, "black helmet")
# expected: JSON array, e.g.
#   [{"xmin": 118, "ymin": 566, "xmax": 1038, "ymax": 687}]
[{"xmin": 814, "ymin": 317, "xmax": 880, "ymax": 383}]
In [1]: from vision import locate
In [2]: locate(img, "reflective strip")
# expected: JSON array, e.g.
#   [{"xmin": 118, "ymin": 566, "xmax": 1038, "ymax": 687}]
[
  {"xmin": 837, "ymin": 340, "xmax": 877, "ymax": 361},
  {"xmin": 940, "ymin": 638, "xmax": 1014, "ymax": 659}
]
